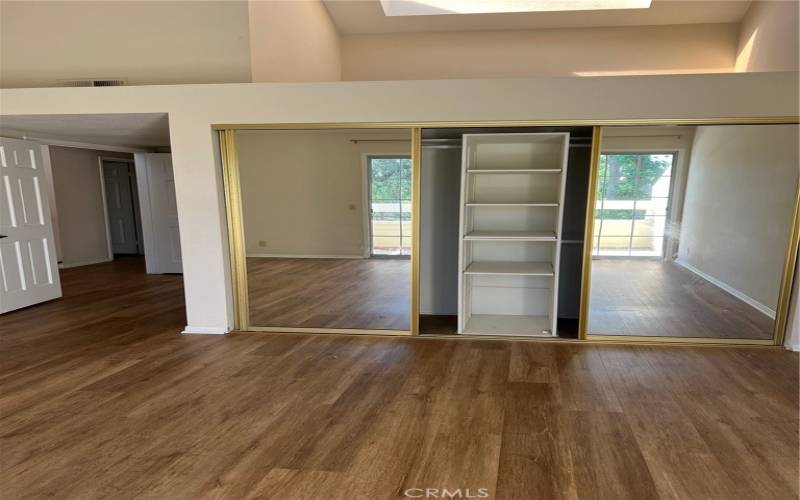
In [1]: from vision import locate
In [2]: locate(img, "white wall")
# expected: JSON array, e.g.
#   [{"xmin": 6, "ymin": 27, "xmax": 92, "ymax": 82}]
[
  {"xmin": 0, "ymin": 1, "xmax": 252, "ymax": 88},
  {"xmin": 735, "ymin": 1, "xmax": 800, "ymax": 73},
  {"xmin": 236, "ymin": 129, "xmax": 409, "ymax": 256},
  {"xmin": 0, "ymin": 72, "xmax": 796, "ymax": 333},
  {"xmin": 248, "ymin": 0, "xmax": 341, "ymax": 82},
  {"xmin": 678, "ymin": 124, "xmax": 799, "ymax": 313},
  {"xmin": 341, "ymin": 23, "xmax": 739, "ymax": 80},
  {"xmin": 48, "ymin": 146, "xmax": 133, "ymax": 267}
]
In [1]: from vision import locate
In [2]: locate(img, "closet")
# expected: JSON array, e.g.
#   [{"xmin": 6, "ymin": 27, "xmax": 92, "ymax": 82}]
[
  {"xmin": 419, "ymin": 127, "xmax": 591, "ymax": 338},
  {"xmin": 459, "ymin": 133, "xmax": 568, "ymax": 336}
]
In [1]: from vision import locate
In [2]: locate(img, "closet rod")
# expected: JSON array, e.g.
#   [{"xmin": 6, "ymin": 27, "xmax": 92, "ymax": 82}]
[
  {"xmin": 350, "ymin": 138, "xmax": 460, "ymax": 144},
  {"xmin": 351, "ymin": 137, "xmax": 594, "ymax": 145},
  {"xmin": 605, "ymin": 134, "xmax": 683, "ymax": 139}
]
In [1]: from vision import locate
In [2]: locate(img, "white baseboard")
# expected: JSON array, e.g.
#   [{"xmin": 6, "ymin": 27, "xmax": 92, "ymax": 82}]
[
  {"xmin": 59, "ymin": 257, "xmax": 113, "ymax": 269},
  {"xmin": 786, "ymin": 343, "xmax": 800, "ymax": 352},
  {"xmin": 675, "ymin": 259, "xmax": 776, "ymax": 319},
  {"xmin": 246, "ymin": 253, "xmax": 363, "ymax": 259},
  {"xmin": 182, "ymin": 326, "xmax": 229, "ymax": 335}
]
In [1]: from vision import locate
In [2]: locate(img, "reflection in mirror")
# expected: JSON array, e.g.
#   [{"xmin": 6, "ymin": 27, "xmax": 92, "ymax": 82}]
[
  {"xmin": 588, "ymin": 124, "xmax": 799, "ymax": 339},
  {"xmin": 236, "ymin": 128, "xmax": 413, "ymax": 331}
]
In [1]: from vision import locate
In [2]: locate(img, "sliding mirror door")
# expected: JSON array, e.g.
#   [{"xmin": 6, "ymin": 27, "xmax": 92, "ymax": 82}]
[
  {"xmin": 586, "ymin": 124, "xmax": 799, "ymax": 341},
  {"xmin": 235, "ymin": 128, "xmax": 414, "ymax": 332}
]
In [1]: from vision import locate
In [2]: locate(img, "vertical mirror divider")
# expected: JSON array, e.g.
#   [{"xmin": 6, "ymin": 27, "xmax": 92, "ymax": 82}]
[
  {"xmin": 773, "ymin": 182, "xmax": 800, "ymax": 345},
  {"xmin": 411, "ymin": 127, "xmax": 422, "ymax": 335},
  {"xmin": 219, "ymin": 129, "xmax": 250, "ymax": 331},
  {"xmin": 578, "ymin": 126, "xmax": 603, "ymax": 340}
]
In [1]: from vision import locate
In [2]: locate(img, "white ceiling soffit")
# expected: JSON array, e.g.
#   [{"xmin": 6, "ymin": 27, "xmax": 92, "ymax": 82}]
[
  {"xmin": 323, "ymin": 0, "xmax": 752, "ymax": 34},
  {"xmin": 0, "ymin": 113, "xmax": 170, "ymax": 148},
  {"xmin": 378, "ymin": 0, "xmax": 653, "ymax": 16}
]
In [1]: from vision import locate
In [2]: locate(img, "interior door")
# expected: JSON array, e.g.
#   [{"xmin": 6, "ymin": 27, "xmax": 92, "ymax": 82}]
[
  {"xmin": 102, "ymin": 161, "xmax": 139, "ymax": 254},
  {"xmin": 137, "ymin": 153, "xmax": 182, "ymax": 274},
  {"xmin": 0, "ymin": 138, "xmax": 62, "ymax": 313}
]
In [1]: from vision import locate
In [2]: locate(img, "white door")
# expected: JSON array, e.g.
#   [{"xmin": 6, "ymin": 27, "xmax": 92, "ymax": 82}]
[
  {"xmin": 0, "ymin": 138, "xmax": 62, "ymax": 313},
  {"xmin": 102, "ymin": 161, "xmax": 139, "ymax": 254},
  {"xmin": 135, "ymin": 154, "xmax": 182, "ymax": 274}
]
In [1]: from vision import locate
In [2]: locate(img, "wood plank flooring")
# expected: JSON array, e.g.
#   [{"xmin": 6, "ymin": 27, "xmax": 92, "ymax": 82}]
[
  {"xmin": 247, "ymin": 257, "xmax": 410, "ymax": 330},
  {"xmin": 1, "ymin": 257, "xmax": 798, "ymax": 499},
  {"xmin": 589, "ymin": 259, "xmax": 774, "ymax": 339}
]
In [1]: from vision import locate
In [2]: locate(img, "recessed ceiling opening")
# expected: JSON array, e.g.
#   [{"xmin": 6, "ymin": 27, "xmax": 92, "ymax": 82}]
[{"xmin": 379, "ymin": 0, "xmax": 653, "ymax": 16}]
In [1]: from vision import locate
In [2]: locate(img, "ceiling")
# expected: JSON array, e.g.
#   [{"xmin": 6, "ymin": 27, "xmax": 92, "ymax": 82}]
[
  {"xmin": 322, "ymin": 0, "xmax": 752, "ymax": 34},
  {"xmin": 0, "ymin": 113, "xmax": 170, "ymax": 148}
]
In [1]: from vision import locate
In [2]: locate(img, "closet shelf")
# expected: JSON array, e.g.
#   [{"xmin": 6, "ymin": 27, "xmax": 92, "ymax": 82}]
[
  {"xmin": 467, "ymin": 169, "xmax": 562, "ymax": 174},
  {"xmin": 464, "ymin": 230, "xmax": 557, "ymax": 241},
  {"xmin": 466, "ymin": 202, "xmax": 558, "ymax": 207},
  {"xmin": 464, "ymin": 261, "xmax": 554, "ymax": 276},
  {"xmin": 462, "ymin": 314, "xmax": 553, "ymax": 337}
]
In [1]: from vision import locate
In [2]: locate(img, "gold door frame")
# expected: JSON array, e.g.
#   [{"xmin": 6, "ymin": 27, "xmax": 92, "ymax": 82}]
[
  {"xmin": 218, "ymin": 125, "xmax": 419, "ymax": 336},
  {"xmin": 216, "ymin": 117, "xmax": 799, "ymax": 346},
  {"xmin": 579, "ymin": 121, "xmax": 800, "ymax": 346}
]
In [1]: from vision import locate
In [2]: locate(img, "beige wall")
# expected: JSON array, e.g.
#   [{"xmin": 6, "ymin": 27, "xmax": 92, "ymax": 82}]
[
  {"xmin": 0, "ymin": 72, "xmax": 796, "ymax": 333},
  {"xmin": 678, "ymin": 124, "xmax": 799, "ymax": 313},
  {"xmin": 341, "ymin": 23, "xmax": 739, "ymax": 80},
  {"xmin": 248, "ymin": 0, "xmax": 341, "ymax": 82},
  {"xmin": 0, "ymin": 1, "xmax": 251, "ymax": 88},
  {"xmin": 48, "ymin": 146, "xmax": 133, "ymax": 267},
  {"xmin": 237, "ymin": 129, "xmax": 409, "ymax": 256},
  {"xmin": 736, "ymin": 1, "xmax": 800, "ymax": 73}
]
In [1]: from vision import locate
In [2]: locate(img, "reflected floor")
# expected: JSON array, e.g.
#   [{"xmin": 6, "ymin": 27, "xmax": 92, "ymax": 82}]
[
  {"xmin": 247, "ymin": 257, "xmax": 410, "ymax": 330},
  {"xmin": 589, "ymin": 259, "xmax": 773, "ymax": 339}
]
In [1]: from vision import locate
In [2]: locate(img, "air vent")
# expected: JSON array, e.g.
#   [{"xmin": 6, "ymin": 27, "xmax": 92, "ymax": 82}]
[{"xmin": 59, "ymin": 79, "xmax": 127, "ymax": 87}]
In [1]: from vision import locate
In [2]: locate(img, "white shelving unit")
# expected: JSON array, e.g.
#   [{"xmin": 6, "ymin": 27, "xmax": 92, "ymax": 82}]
[{"xmin": 457, "ymin": 133, "xmax": 569, "ymax": 337}]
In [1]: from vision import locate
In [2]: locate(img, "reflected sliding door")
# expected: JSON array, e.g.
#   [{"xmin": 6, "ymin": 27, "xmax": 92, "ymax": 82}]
[{"xmin": 593, "ymin": 153, "xmax": 674, "ymax": 258}]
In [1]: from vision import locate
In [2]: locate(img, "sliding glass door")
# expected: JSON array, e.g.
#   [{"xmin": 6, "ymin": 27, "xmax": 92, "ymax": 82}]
[
  {"xmin": 593, "ymin": 153, "xmax": 675, "ymax": 257},
  {"xmin": 368, "ymin": 156, "xmax": 412, "ymax": 257}
]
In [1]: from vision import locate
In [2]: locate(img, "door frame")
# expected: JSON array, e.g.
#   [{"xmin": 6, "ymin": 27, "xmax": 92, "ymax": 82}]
[{"xmin": 99, "ymin": 157, "xmax": 141, "ymax": 259}]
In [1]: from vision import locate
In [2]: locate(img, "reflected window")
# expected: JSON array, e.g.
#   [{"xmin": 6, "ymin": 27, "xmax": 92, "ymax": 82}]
[
  {"xmin": 368, "ymin": 156, "xmax": 412, "ymax": 257},
  {"xmin": 593, "ymin": 153, "xmax": 674, "ymax": 257}
]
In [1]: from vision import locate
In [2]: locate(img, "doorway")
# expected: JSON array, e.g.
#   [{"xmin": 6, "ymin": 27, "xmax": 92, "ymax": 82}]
[
  {"xmin": 0, "ymin": 114, "xmax": 184, "ymax": 324},
  {"xmin": 101, "ymin": 159, "xmax": 142, "ymax": 256},
  {"xmin": 592, "ymin": 152, "xmax": 675, "ymax": 258},
  {"xmin": 366, "ymin": 155, "xmax": 412, "ymax": 257}
]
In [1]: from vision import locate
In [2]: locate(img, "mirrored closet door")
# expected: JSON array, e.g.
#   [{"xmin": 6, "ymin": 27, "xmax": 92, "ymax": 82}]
[
  {"xmin": 585, "ymin": 124, "xmax": 799, "ymax": 341},
  {"xmin": 234, "ymin": 128, "xmax": 414, "ymax": 332}
]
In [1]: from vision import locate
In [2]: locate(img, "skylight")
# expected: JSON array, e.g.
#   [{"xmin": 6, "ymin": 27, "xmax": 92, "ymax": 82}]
[{"xmin": 379, "ymin": 0, "xmax": 653, "ymax": 16}]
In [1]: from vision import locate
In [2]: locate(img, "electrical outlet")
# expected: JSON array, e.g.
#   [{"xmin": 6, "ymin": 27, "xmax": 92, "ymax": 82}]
[{"xmin": 258, "ymin": 240, "xmax": 267, "ymax": 247}]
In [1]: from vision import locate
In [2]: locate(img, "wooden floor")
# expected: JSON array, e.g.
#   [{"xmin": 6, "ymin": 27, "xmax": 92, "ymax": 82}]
[
  {"xmin": 247, "ymin": 257, "xmax": 410, "ymax": 330},
  {"xmin": 1, "ymin": 257, "xmax": 798, "ymax": 499},
  {"xmin": 589, "ymin": 259, "xmax": 774, "ymax": 339}
]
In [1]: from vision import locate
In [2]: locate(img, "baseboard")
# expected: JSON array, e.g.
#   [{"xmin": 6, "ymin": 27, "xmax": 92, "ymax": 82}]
[
  {"xmin": 182, "ymin": 326, "xmax": 229, "ymax": 335},
  {"xmin": 787, "ymin": 343, "xmax": 800, "ymax": 352},
  {"xmin": 246, "ymin": 253, "xmax": 363, "ymax": 259},
  {"xmin": 59, "ymin": 257, "xmax": 113, "ymax": 269},
  {"xmin": 675, "ymin": 259, "xmax": 776, "ymax": 319}
]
